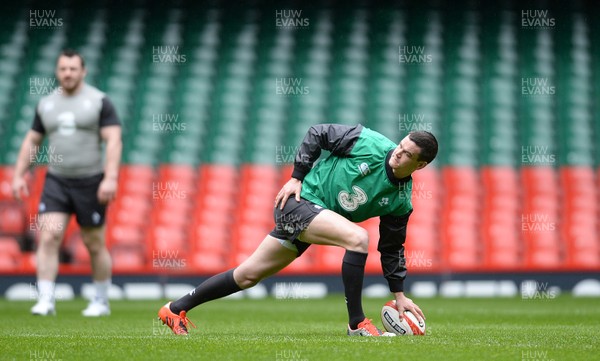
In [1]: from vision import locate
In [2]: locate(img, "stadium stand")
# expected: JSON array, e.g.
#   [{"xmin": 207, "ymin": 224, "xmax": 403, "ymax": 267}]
[{"xmin": 0, "ymin": 0, "xmax": 598, "ymax": 276}]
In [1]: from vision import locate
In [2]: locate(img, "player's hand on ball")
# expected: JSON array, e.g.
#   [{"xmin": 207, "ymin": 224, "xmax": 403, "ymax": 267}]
[
  {"xmin": 97, "ymin": 177, "xmax": 118, "ymax": 204},
  {"xmin": 395, "ymin": 292, "xmax": 426, "ymax": 323},
  {"xmin": 275, "ymin": 178, "xmax": 302, "ymax": 210}
]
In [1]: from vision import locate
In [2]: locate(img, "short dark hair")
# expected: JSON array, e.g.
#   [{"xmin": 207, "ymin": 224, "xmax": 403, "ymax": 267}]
[
  {"xmin": 408, "ymin": 131, "xmax": 438, "ymax": 163},
  {"xmin": 58, "ymin": 49, "xmax": 85, "ymax": 68}
]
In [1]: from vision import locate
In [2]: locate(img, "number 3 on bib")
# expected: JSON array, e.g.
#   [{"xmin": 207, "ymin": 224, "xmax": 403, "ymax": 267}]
[{"xmin": 338, "ymin": 185, "xmax": 368, "ymax": 212}]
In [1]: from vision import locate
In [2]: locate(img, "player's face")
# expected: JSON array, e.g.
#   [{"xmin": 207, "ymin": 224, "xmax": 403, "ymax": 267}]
[
  {"xmin": 389, "ymin": 136, "xmax": 427, "ymax": 175},
  {"xmin": 55, "ymin": 55, "xmax": 86, "ymax": 93}
]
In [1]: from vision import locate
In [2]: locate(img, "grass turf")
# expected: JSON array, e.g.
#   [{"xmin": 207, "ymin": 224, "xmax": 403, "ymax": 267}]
[{"xmin": 0, "ymin": 295, "xmax": 598, "ymax": 361}]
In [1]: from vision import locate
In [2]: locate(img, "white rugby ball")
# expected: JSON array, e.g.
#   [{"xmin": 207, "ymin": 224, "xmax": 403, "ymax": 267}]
[{"xmin": 381, "ymin": 300, "xmax": 426, "ymax": 335}]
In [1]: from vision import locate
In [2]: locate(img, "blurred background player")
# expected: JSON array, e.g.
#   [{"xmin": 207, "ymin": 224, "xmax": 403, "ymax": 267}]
[
  {"xmin": 11, "ymin": 49, "xmax": 122, "ymax": 316},
  {"xmin": 159, "ymin": 124, "xmax": 437, "ymax": 336}
]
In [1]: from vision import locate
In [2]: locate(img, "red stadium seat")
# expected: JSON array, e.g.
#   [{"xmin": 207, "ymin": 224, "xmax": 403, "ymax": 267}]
[
  {"xmin": 110, "ymin": 206, "xmax": 148, "ymax": 229},
  {"xmin": 0, "ymin": 166, "xmax": 16, "ymax": 201},
  {"xmin": 0, "ymin": 255, "xmax": 17, "ymax": 271},
  {"xmin": 118, "ymin": 165, "xmax": 155, "ymax": 198},
  {"xmin": 152, "ymin": 202, "xmax": 191, "ymax": 229},
  {"xmin": 107, "ymin": 224, "xmax": 145, "ymax": 247},
  {"xmin": 520, "ymin": 167, "xmax": 563, "ymax": 269},
  {"xmin": 0, "ymin": 236, "xmax": 21, "ymax": 260},
  {"xmin": 119, "ymin": 165, "xmax": 155, "ymax": 183},
  {"xmin": 150, "ymin": 225, "xmax": 187, "ymax": 253},
  {"xmin": 192, "ymin": 252, "xmax": 229, "ymax": 273},
  {"xmin": 281, "ymin": 246, "xmax": 318, "ymax": 274},
  {"xmin": 194, "ymin": 226, "xmax": 230, "ymax": 255},
  {"xmin": 112, "ymin": 247, "xmax": 145, "ymax": 271},
  {"xmin": 442, "ymin": 167, "xmax": 479, "ymax": 194},
  {"xmin": 278, "ymin": 165, "xmax": 294, "ymax": 187},
  {"xmin": 198, "ymin": 165, "xmax": 238, "ymax": 195},
  {"xmin": 158, "ymin": 164, "xmax": 196, "ymax": 183},
  {"xmin": 480, "ymin": 167, "xmax": 522, "ymax": 270},
  {"xmin": 316, "ymin": 246, "xmax": 345, "ymax": 273},
  {"xmin": 0, "ymin": 202, "xmax": 26, "ymax": 235},
  {"xmin": 559, "ymin": 167, "xmax": 598, "ymax": 269}
]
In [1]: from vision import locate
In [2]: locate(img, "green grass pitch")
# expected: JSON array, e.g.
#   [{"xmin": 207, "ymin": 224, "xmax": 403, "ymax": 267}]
[{"xmin": 0, "ymin": 295, "xmax": 598, "ymax": 361}]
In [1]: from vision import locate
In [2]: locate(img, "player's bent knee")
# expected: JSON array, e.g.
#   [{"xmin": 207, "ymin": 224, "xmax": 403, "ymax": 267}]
[
  {"xmin": 233, "ymin": 268, "xmax": 264, "ymax": 289},
  {"xmin": 346, "ymin": 227, "xmax": 369, "ymax": 253}
]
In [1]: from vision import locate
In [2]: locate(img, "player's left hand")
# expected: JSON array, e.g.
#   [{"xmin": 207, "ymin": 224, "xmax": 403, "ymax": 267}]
[
  {"xmin": 97, "ymin": 177, "xmax": 118, "ymax": 204},
  {"xmin": 394, "ymin": 292, "xmax": 426, "ymax": 323}
]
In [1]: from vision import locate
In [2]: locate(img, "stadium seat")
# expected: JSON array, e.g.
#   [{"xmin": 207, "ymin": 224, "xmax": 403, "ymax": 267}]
[
  {"xmin": 192, "ymin": 252, "xmax": 229, "ymax": 274},
  {"xmin": 0, "ymin": 255, "xmax": 17, "ymax": 271},
  {"xmin": 107, "ymin": 224, "xmax": 145, "ymax": 247},
  {"xmin": 0, "ymin": 236, "xmax": 21, "ymax": 262},
  {"xmin": 0, "ymin": 202, "xmax": 26, "ymax": 235},
  {"xmin": 281, "ymin": 246, "xmax": 319, "ymax": 274},
  {"xmin": 317, "ymin": 246, "xmax": 345, "ymax": 273},
  {"xmin": 559, "ymin": 167, "xmax": 598, "ymax": 268},
  {"xmin": 0, "ymin": 166, "xmax": 15, "ymax": 201},
  {"xmin": 112, "ymin": 247, "xmax": 145, "ymax": 271},
  {"xmin": 118, "ymin": 165, "xmax": 155, "ymax": 197},
  {"xmin": 441, "ymin": 166, "xmax": 483, "ymax": 270},
  {"xmin": 480, "ymin": 166, "xmax": 522, "ymax": 269}
]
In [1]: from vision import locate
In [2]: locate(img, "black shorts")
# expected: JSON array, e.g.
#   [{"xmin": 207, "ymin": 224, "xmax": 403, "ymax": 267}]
[
  {"xmin": 269, "ymin": 196, "xmax": 325, "ymax": 257},
  {"xmin": 39, "ymin": 172, "xmax": 106, "ymax": 227}
]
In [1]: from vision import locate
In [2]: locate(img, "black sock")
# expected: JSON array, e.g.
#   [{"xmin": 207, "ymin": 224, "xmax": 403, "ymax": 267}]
[
  {"xmin": 342, "ymin": 250, "xmax": 368, "ymax": 329},
  {"xmin": 170, "ymin": 269, "xmax": 242, "ymax": 314}
]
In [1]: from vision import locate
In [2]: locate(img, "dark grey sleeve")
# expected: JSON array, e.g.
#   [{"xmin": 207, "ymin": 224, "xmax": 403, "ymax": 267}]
[
  {"xmin": 291, "ymin": 124, "xmax": 363, "ymax": 181},
  {"xmin": 99, "ymin": 97, "xmax": 121, "ymax": 127},
  {"xmin": 378, "ymin": 211, "xmax": 412, "ymax": 293},
  {"xmin": 31, "ymin": 109, "xmax": 46, "ymax": 134}
]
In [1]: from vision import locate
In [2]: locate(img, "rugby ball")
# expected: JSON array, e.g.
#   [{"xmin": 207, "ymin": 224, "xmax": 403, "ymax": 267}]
[{"xmin": 381, "ymin": 300, "xmax": 426, "ymax": 335}]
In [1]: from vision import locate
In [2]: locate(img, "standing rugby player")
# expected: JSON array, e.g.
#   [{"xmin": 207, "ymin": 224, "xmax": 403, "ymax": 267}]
[{"xmin": 12, "ymin": 49, "xmax": 122, "ymax": 316}]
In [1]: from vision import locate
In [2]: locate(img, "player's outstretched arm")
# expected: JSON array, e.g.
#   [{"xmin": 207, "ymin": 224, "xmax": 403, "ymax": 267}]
[{"xmin": 377, "ymin": 212, "xmax": 426, "ymax": 322}]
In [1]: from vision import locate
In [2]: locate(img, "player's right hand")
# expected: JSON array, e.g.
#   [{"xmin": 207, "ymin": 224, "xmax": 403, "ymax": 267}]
[
  {"xmin": 275, "ymin": 178, "xmax": 302, "ymax": 210},
  {"xmin": 11, "ymin": 176, "xmax": 29, "ymax": 200}
]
